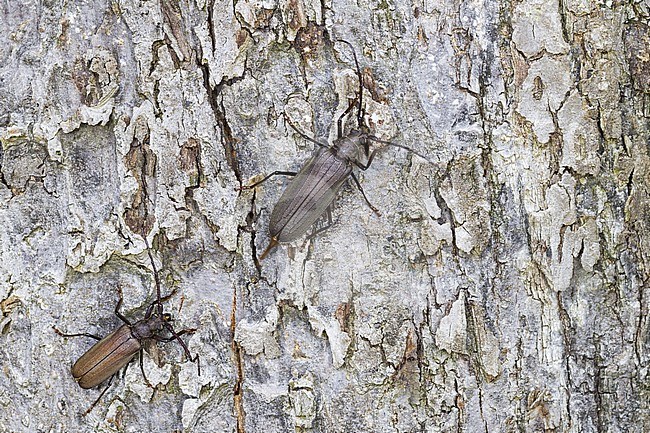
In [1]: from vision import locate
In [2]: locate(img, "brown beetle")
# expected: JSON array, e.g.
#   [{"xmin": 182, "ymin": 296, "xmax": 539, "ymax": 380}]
[{"xmin": 54, "ymin": 240, "xmax": 199, "ymax": 414}]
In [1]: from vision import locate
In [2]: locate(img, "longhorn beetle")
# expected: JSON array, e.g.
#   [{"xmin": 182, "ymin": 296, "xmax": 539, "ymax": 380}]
[
  {"xmin": 53, "ymin": 234, "xmax": 200, "ymax": 415},
  {"xmin": 241, "ymin": 39, "xmax": 430, "ymax": 259}
]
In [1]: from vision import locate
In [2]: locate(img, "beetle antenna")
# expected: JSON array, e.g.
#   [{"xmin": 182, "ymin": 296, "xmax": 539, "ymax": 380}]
[{"xmin": 335, "ymin": 39, "xmax": 364, "ymax": 130}]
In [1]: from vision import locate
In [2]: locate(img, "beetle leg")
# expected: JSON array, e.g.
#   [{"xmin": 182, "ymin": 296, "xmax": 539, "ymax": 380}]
[
  {"xmin": 163, "ymin": 322, "xmax": 201, "ymax": 376},
  {"xmin": 141, "ymin": 234, "xmax": 168, "ymax": 317},
  {"xmin": 350, "ymin": 172, "xmax": 381, "ymax": 215},
  {"xmin": 177, "ymin": 294, "xmax": 186, "ymax": 315},
  {"xmin": 114, "ymin": 286, "xmax": 132, "ymax": 326},
  {"xmin": 81, "ymin": 375, "xmax": 114, "ymax": 416},
  {"xmin": 283, "ymin": 113, "xmax": 329, "ymax": 148},
  {"xmin": 154, "ymin": 327, "xmax": 196, "ymax": 342},
  {"xmin": 52, "ymin": 326, "xmax": 102, "ymax": 341},
  {"xmin": 159, "ymin": 287, "xmax": 178, "ymax": 304},
  {"xmin": 139, "ymin": 350, "xmax": 154, "ymax": 388},
  {"xmin": 307, "ymin": 206, "xmax": 334, "ymax": 240},
  {"xmin": 143, "ymin": 288, "xmax": 176, "ymax": 320},
  {"xmin": 336, "ymin": 97, "xmax": 360, "ymax": 139},
  {"xmin": 307, "ymin": 222, "xmax": 331, "ymax": 240},
  {"xmin": 239, "ymin": 171, "xmax": 297, "ymax": 191},
  {"xmin": 143, "ymin": 301, "xmax": 157, "ymax": 320},
  {"xmin": 365, "ymin": 135, "xmax": 431, "ymax": 162},
  {"xmin": 354, "ymin": 147, "xmax": 379, "ymax": 171}
]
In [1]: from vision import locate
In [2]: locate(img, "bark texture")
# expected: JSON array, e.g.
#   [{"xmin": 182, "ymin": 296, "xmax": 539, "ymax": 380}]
[{"xmin": 1, "ymin": 0, "xmax": 649, "ymax": 432}]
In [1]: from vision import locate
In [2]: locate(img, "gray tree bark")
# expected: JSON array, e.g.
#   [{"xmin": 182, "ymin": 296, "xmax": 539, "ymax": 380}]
[{"xmin": 1, "ymin": 0, "xmax": 648, "ymax": 432}]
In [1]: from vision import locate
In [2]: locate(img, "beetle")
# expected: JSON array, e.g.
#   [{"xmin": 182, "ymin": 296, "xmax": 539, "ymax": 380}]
[
  {"xmin": 53, "ymin": 237, "xmax": 200, "ymax": 414},
  {"xmin": 241, "ymin": 39, "xmax": 430, "ymax": 259}
]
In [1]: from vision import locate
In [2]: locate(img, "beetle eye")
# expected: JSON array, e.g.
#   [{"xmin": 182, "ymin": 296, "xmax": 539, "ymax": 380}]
[{"xmin": 163, "ymin": 313, "xmax": 173, "ymax": 322}]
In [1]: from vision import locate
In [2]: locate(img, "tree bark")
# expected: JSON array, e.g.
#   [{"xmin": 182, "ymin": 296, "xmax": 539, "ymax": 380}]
[{"xmin": 0, "ymin": 0, "xmax": 648, "ymax": 432}]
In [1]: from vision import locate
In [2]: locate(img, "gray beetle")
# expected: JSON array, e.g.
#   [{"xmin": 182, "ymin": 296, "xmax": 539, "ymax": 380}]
[{"xmin": 242, "ymin": 39, "xmax": 429, "ymax": 259}]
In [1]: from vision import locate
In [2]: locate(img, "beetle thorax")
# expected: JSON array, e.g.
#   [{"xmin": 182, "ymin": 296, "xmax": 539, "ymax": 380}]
[
  {"xmin": 333, "ymin": 130, "xmax": 365, "ymax": 163},
  {"xmin": 131, "ymin": 315, "xmax": 166, "ymax": 340}
]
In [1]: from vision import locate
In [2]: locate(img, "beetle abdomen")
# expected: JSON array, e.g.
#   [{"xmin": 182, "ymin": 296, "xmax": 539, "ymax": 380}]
[
  {"xmin": 270, "ymin": 148, "xmax": 351, "ymax": 242},
  {"xmin": 72, "ymin": 325, "xmax": 142, "ymax": 389}
]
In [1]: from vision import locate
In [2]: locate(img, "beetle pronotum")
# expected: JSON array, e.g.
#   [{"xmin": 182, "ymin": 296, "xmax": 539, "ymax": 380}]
[
  {"xmin": 241, "ymin": 39, "xmax": 430, "ymax": 259},
  {"xmin": 54, "ymin": 235, "xmax": 200, "ymax": 415}
]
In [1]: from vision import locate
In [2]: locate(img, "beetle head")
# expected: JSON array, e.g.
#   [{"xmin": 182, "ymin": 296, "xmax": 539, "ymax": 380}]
[{"xmin": 334, "ymin": 130, "xmax": 367, "ymax": 163}]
